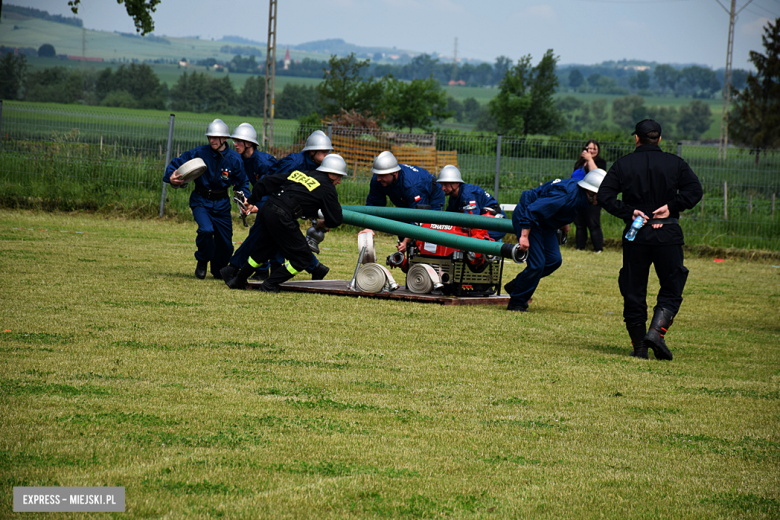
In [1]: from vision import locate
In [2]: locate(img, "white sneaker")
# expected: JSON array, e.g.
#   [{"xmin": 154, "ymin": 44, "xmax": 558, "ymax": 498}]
[{"xmin": 594, "ymin": 250, "xmax": 602, "ymax": 254}]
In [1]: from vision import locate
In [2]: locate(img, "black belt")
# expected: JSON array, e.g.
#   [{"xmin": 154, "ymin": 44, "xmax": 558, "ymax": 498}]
[
  {"xmin": 647, "ymin": 218, "xmax": 678, "ymax": 225},
  {"xmin": 195, "ymin": 185, "xmax": 229, "ymax": 200}
]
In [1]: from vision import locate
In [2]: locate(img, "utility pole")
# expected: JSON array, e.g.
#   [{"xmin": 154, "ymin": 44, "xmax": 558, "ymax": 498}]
[
  {"xmin": 451, "ymin": 37, "xmax": 458, "ymax": 82},
  {"xmin": 262, "ymin": 0, "xmax": 278, "ymax": 150},
  {"xmin": 717, "ymin": 0, "xmax": 752, "ymax": 160}
]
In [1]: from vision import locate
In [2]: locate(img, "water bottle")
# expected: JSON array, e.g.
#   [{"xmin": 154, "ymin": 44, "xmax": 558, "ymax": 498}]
[{"xmin": 625, "ymin": 216, "xmax": 644, "ymax": 241}]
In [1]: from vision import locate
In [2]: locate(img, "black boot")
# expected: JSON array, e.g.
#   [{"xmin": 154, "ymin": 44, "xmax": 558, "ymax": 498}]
[
  {"xmin": 644, "ymin": 307, "xmax": 675, "ymax": 361},
  {"xmin": 626, "ymin": 322, "xmax": 648, "ymax": 359},
  {"xmin": 503, "ymin": 278, "xmax": 516, "ymax": 295},
  {"xmin": 219, "ymin": 264, "xmax": 238, "ymax": 282},
  {"xmin": 311, "ymin": 263, "xmax": 330, "ymax": 281},
  {"xmin": 260, "ymin": 268, "xmax": 295, "ymax": 293},
  {"xmin": 195, "ymin": 260, "xmax": 208, "ymax": 280},
  {"xmin": 225, "ymin": 263, "xmax": 254, "ymax": 290}
]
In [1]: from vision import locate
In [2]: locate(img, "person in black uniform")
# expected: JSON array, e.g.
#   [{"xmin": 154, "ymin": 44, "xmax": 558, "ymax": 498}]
[
  {"xmin": 571, "ymin": 140, "xmax": 607, "ymax": 253},
  {"xmin": 225, "ymin": 154, "xmax": 346, "ymax": 293},
  {"xmin": 599, "ymin": 120, "xmax": 702, "ymax": 360}
]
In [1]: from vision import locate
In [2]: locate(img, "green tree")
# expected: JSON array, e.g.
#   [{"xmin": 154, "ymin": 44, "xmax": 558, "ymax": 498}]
[
  {"xmin": 730, "ymin": 17, "xmax": 780, "ymax": 153},
  {"xmin": 612, "ymin": 95, "xmax": 647, "ymax": 131},
  {"xmin": 646, "ymin": 105, "xmax": 680, "ymax": 131},
  {"xmin": 101, "ymin": 90, "xmax": 138, "ymax": 108},
  {"xmin": 653, "ymin": 64, "xmax": 680, "ymax": 94},
  {"xmin": 462, "ymin": 98, "xmax": 482, "ymax": 122},
  {"xmin": 677, "ymin": 100, "xmax": 712, "ymax": 139},
  {"xmin": 680, "ymin": 65, "xmax": 720, "ymax": 98},
  {"xmin": 38, "ymin": 43, "xmax": 56, "ymax": 57},
  {"xmin": 317, "ymin": 53, "xmax": 384, "ymax": 116},
  {"xmin": 556, "ymin": 96, "xmax": 584, "ymax": 128},
  {"xmin": 628, "ymin": 70, "xmax": 650, "ymax": 90},
  {"xmin": 590, "ymin": 99, "xmax": 609, "ymax": 127},
  {"xmin": 488, "ymin": 50, "xmax": 562, "ymax": 135},
  {"xmin": 238, "ymin": 76, "xmax": 265, "ymax": 117},
  {"xmin": 170, "ymin": 71, "xmax": 237, "ymax": 113},
  {"xmin": 587, "ymin": 73, "xmax": 601, "ymax": 90},
  {"xmin": 0, "ymin": 53, "xmax": 27, "ymax": 100},
  {"xmin": 69, "ymin": 0, "xmax": 160, "ymax": 35},
  {"xmin": 276, "ymin": 84, "xmax": 320, "ymax": 120},
  {"xmin": 493, "ymin": 56, "xmax": 512, "ymax": 84},
  {"xmin": 447, "ymin": 96, "xmax": 465, "ymax": 122},
  {"xmin": 96, "ymin": 63, "xmax": 165, "ymax": 109},
  {"xmin": 568, "ymin": 69, "xmax": 584, "ymax": 89},
  {"xmin": 228, "ymin": 55, "xmax": 259, "ymax": 74},
  {"xmin": 25, "ymin": 67, "xmax": 83, "ymax": 103},
  {"xmin": 594, "ymin": 76, "xmax": 628, "ymax": 95},
  {"xmin": 383, "ymin": 76, "xmax": 452, "ymax": 132}
]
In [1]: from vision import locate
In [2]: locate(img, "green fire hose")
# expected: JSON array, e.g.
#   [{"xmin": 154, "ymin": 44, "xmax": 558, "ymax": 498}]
[
  {"xmin": 341, "ymin": 209, "xmax": 526, "ymax": 263},
  {"xmin": 342, "ymin": 205, "xmax": 515, "ymax": 234}
]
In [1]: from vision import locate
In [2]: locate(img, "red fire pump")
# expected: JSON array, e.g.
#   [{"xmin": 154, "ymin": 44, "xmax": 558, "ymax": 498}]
[{"xmin": 386, "ymin": 222, "xmax": 505, "ymax": 297}]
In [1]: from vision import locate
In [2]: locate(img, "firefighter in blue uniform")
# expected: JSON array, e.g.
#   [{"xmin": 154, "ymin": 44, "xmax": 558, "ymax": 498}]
[
  {"xmin": 362, "ymin": 151, "xmax": 445, "ymax": 252},
  {"xmin": 164, "ymin": 119, "xmax": 251, "ymax": 280},
  {"xmin": 506, "ymin": 170, "xmax": 605, "ymax": 312},
  {"xmin": 219, "ymin": 123, "xmax": 277, "ymax": 282},
  {"xmin": 436, "ymin": 165, "xmax": 507, "ymax": 241}
]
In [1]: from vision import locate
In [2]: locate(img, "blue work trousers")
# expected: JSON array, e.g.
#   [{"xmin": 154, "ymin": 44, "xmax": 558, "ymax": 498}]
[
  {"xmin": 192, "ymin": 202, "xmax": 233, "ymax": 276},
  {"xmin": 508, "ymin": 228, "xmax": 562, "ymax": 309}
]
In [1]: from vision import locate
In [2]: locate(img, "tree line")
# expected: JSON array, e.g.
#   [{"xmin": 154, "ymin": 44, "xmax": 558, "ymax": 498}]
[{"xmin": 1, "ymin": 16, "xmax": 777, "ymax": 149}]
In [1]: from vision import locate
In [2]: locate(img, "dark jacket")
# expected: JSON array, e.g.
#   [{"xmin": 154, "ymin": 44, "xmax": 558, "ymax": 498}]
[
  {"xmin": 366, "ymin": 164, "xmax": 445, "ymax": 210},
  {"xmin": 599, "ymin": 144, "xmax": 702, "ymax": 245},
  {"xmin": 243, "ymin": 149, "xmax": 278, "ymax": 187},
  {"xmin": 247, "ymin": 169, "xmax": 343, "ymax": 229},
  {"xmin": 512, "ymin": 178, "xmax": 589, "ymax": 232},
  {"xmin": 267, "ymin": 152, "xmax": 318, "ymax": 177}
]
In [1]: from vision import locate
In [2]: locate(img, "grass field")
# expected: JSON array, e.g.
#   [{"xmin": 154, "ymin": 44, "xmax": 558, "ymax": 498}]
[{"xmin": 1, "ymin": 210, "xmax": 778, "ymax": 518}]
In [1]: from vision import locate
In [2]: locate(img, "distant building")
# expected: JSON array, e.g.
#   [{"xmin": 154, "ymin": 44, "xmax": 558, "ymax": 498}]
[
  {"xmin": 179, "ymin": 58, "xmax": 189, "ymax": 67},
  {"xmin": 624, "ymin": 65, "xmax": 650, "ymax": 71},
  {"xmin": 448, "ymin": 80, "xmax": 466, "ymax": 86},
  {"xmin": 283, "ymin": 47, "xmax": 291, "ymax": 70}
]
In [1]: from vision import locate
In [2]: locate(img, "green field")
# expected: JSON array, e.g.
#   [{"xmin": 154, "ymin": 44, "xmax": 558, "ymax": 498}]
[
  {"xmin": 0, "ymin": 10, "xmax": 323, "ymax": 64},
  {"xmin": 0, "ymin": 210, "xmax": 778, "ymax": 518}
]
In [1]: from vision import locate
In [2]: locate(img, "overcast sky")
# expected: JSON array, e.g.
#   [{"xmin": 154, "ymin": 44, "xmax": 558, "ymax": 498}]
[{"xmin": 13, "ymin": 0, "xmax": 779, "ymax": 69}]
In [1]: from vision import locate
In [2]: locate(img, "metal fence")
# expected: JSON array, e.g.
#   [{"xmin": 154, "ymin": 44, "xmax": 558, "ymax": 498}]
[{"xmin": 1, "ymin": 101, "xmax": 778, "ymax": 251}]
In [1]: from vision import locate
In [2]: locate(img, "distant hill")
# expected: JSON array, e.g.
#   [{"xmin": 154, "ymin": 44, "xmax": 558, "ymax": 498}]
[
  {"xmin": 3, "ymin": 3, "xmax": 83, "ymax": 28},
  {"xmin": 290, "ymin": 38, "xmax": 413, "ymax": 58}
]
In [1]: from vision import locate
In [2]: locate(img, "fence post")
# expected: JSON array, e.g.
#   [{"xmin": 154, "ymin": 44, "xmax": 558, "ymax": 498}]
[
  {"xmin": 748, "ymin": 194, "xmax": 752, "ymax": 215},
  {"xmin": 0, "ymin": 100, "xmax": 3, "ymax": 157},
  {"xmin": 773, "ymin": 193, "xmax": 776, "ymax": 217},
  {"xmin": 327, "ymin": 123, "xmax": 333, "ymax": 141},
  {"xmin": 159, "ymin": 113, "xmax": 176, "ymax": 218},
  {"xmin": 494, "ymin": 134, "xmax": 502, "ymax": 200},
  {"xmin": 723, "ymin": 181, "xmax": 728, "ymax": 221},
  {"xmin": 677, "ymin": 141, "xmax": 682, "ymax": 157}
]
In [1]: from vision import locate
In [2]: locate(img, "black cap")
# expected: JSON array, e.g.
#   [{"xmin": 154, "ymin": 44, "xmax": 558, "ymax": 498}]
[{"xmin": 632, "ymin": 119, "xmax": 662, "ymax": 137}]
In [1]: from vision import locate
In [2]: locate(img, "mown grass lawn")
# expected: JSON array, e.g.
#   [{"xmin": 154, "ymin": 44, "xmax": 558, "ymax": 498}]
[{"xmin": 0, "ymin": 210, "xmax": 778, "ymax": 519}]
